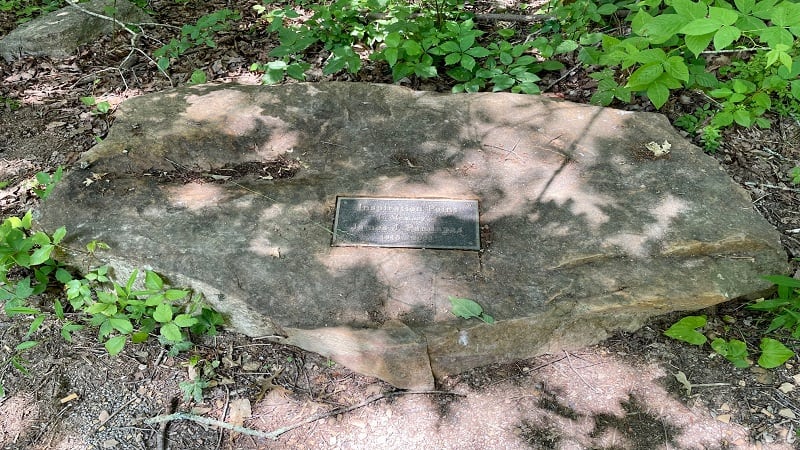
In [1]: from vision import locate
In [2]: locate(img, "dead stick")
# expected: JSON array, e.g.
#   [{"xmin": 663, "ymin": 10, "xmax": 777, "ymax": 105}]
[
  {"xmin": 366, "ymin": 12, "xmax": 554, "ymax": 23},
  {"xmin": 145, "ymin": 390, "xmax": 463, "ymax": 440}
]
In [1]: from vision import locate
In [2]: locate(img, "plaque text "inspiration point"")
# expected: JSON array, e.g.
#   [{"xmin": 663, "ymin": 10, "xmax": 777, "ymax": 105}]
[{"xmin": 331, "ymin": 197, "xmax": 480, "ymax": 250}]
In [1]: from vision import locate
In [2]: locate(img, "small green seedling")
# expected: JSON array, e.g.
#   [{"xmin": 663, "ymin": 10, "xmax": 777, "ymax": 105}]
[
  {"xmin": 80, "ymin": 96, "xmax": 111, "ymax": 115},
  {"xmin": 448, "ymin": 296, "xmax": 494, "ymax": 324}
]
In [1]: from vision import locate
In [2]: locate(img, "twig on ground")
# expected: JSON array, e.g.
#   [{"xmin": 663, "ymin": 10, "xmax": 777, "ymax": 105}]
[
  {"xmin": 564, "ymin": 350, "xmax": 599, "ymax": 394},
  {"xmin": 544, "ymin": 64, "xmax": 582, "ymax": 92},
  {"xmin": 156, "ymin": 397, "xmax": 177, "ymax": 450},
  {"xmin": 365, "ymin": 12, "xmax": 555, "ymax": 23},
  {"xmin": 66, "ymin": 0, "xmax": 173, "ymax": 86},
  {"xmin": 145, "ymin": 390, "xmax": 464, "ymax": 440},
  {"xmin": 744, "ymin": 182, "xmax": 800, "ymax": 193}
]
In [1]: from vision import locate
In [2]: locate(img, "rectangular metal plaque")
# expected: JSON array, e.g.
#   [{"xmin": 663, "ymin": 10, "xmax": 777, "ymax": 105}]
[{"xmin": 332, "ymin": 197, "xmax": 480, "ymax": 250}]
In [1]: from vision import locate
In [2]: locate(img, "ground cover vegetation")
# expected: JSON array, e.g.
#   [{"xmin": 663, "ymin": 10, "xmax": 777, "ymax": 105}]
[{"xmin": 0, "ymin": 0, "xmax": 798, "ymax": 409}]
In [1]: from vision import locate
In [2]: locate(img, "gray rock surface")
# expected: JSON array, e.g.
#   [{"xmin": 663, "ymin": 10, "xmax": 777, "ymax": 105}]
[
  {"xmin": 0, "ymin": 0, "xmax": 149, "ymax": 61},
  {"xmin": 37, "ymin": 82, "xmax": 788, "ymax": 389}
]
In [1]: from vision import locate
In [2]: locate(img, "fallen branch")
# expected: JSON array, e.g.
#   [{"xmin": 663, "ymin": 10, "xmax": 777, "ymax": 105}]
[
  {"xmin": 66, "ymin": 0, "xmax": 173, "ymax": 86},
  {"xmin": 145, "ymin": 390, "xmax": 463, "ymax": 440},
  {"xmin": 366, "ymin": 12, "xmax": 554, "ymax": 23}
]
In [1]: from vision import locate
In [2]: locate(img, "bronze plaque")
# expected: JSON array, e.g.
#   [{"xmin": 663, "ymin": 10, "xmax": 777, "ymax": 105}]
[{"xmin": 332, "ymin": 197, "xmax": 480, "ymax": 250}]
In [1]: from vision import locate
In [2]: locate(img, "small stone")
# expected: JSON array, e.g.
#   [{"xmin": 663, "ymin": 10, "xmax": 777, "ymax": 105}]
[
  {"xmin": 779, "ymin": 382, "xmax": 795, "ymax": 393},
  {"xmin": 242, "ymin": 361, "xmax": 261, "ymax": 372},
  {"xmin": 101, "ymin": 439, "xmax": 118, "ymax": 449},
  {"xmin": 98, "ymin": 410, "xmax": 110, "ymax": 422},
  {"xmin": 761, "ymin": 408, "xmax": 774, "ymax": 418},
  {"xmin": 719, "ymin": 403, "xmax": 731, "ymax": 412},
  {"xmin": 716, "ymin": 414, "xmax": 731, "ymax": 423},
  {"xmin": 778, "ymin": 408, "xmax": 797, "ymax": 419},
  {"xmin": 793, "ymin": 374, "xmax": 800, "ymax": 385}
]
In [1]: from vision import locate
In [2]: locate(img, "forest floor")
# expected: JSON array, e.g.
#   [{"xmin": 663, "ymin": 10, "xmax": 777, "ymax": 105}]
[{"xmin": 1, "ymin": 1, "xmax": 799, "ymax": 449}]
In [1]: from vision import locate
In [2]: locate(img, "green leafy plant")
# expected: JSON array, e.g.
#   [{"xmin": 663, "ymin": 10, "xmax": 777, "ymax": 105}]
[
  {"xmin": 179, "ymin": 354, "xmax": 219, "ymax": 402},
  {"xmin": 791, "ymin": 167, "xmax": 800, "ymax": 184},
  {"xmin": 80, "ymin": 96, "xmax": 111, "ymax": 115},
  {"xmin": 188, "ymin": 69, "xmax": 207, "ymax": 85},
  {"xmin": 666, "ymin": 276, "xmax": 798, "ymax": 369},
  {"xmin": 1, "ymin": 95, "xmax": 21, "ymax": 111},
  {"xmin": 448, "ymin": 296, "xmax": 494, "ymax": 323},
  {"xmin": 748, "ymin": 275, "xmax": 800, "ymax": 338},
  {"xmin": 153, "ymin": 9, "xmax": 241, "ymax": 71},
  {"xmin": 0, "ymin": 0, "xmax": 62, "ymax": 23},
  {"xmin": 33, "ymin": 166, "xmax": 63, "ymax": 200}
]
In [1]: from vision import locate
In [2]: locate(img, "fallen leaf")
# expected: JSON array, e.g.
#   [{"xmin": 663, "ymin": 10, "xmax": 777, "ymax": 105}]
[
  {"xmin": 779, "ymin": 382, "xmax": 795, "ymax": 393},
  {"xmin": 227, "ymin": 398, "xmax": 252, "ymax": 428},
  {"xmin": 674, "ymin": 371, "xmax": 692, "ymax": 395},
  {"xmin": 778, "ymin": 408, "xmax": 797, "ymax": 419}
]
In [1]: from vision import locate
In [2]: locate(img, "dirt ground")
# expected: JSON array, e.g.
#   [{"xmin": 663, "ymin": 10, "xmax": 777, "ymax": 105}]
[{"xmin": 1, "ymin": 1, "xmax": 799, "ymax": 449}]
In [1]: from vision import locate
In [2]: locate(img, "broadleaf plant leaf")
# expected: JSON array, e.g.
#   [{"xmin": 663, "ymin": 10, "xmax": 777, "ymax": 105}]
[{"xmin": 664, "ymin": 315, "xmax": 707, "ymax": 345}]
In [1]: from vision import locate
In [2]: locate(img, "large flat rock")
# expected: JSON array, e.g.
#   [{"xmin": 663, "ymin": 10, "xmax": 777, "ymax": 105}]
[{"xmin": 37, "ymin": 83, "xmax": 788, "ymax": 389}]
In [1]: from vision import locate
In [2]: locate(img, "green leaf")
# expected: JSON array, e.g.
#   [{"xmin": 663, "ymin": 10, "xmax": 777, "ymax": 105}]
[
  {"xmin": 285, "ymin": 64, "xmax": 307, "ymax": 81},
  {"xmin": 673, "ymin": 0, "xmax": 708, "ymax": 19},
  {"xmin": 734, "ymin": 0, "xmax": 755, "ymax": 14},
  {"xmin": 759, "ymin": 27, "xmax": 794, "ymax": 47},
  {"xmin": 55, "ymin": 268, "xmax": 73, "ymax": 284},
  {"xmin": 481, "ymin": 314, "xmax": 495, "ymax": 324},
  {"xmin": 174, "ymin": 313, "xmax": 198, "ymax": 327},
  {"xmin": 635, "ymin": 49, "xmax": 667, "ymax": 64},
  {"xmin": 640, "ymin": 14, "xmax": 689, "ymax": 43},
  {"xmin": 105, "ymin": 335, "xmax": 126, "ymax": 355},
  {"xmin": 402, "ymin": 40, "xmax": 422, "ymax": 56},
  {"xmin": 15, "ymin": 340, "xmax": 38, "ymax": 351},
  {"xmin": 733, "ymin": 109, "xmax": 752, "ymax": 127},
  {"xmin": 647, "ymin": 82, "xmax": 670, "ymax": 108},
  {"xmin": 80, "ymin": 96, "xmax": 96, "ymax": 106},
  {"xmin": 458, "ymin": 35, "xmax": 475, "ymax": 52},
  {"xmin": 145, "ymin": 270, "xmax": 163, "ymax": 290},
  {"xmin": 664, "ymin": 56, "xmax": 690, "ymax": 82},
  {"xmin": 711, "ymin": 338, "xmax": 750, "ymax": 368},
  {"xmin": 449, "ymin": 296, "xmax": 485, "ymax": 320},
  {"xmin": 758, "ymin": 338, "xmax": 794, "ymax": 368},
  {"xmin": 54, "ymin": 299, "xmax": 64, "ymax": 319},
  {"xmin": 384, "ymin": 32, "xmax": 402, "ymax": 48},
  {"xmin": 555, "ymin": 40, "xmax": 579, "ymax": 54},
  {"xmin": 438, "ymin": 41, "xmax": 460, "ymax": 54},
  {"xmin": 465, "ymin": 46, "xmax": 491, "ymax": 58},
  {"xmin": 714, "ymin": 25, "xmax": 741, "ymax": 50},
  {"xmin": 384, "ymin": 47, "xmax": 398, "ymax": 66},
  {"xmin": 52, "ymin": 226, "xmax": 67, "ymax": 245},
  {"xmin": 681, "ymin": 19, "xmax": 721, "ymax": 35},
  {"xmin": 26, "ymin": 314, "xmax": 45, "ymax": 338},
  {"xmin": 664, "ymin": 315, "xmax": 707, "ymax": 345},
  {"xmin": 131, "ymin": 331, "xmax": 149, "ymax": 343},
  {"xmin": 160, "ymin": 323, "xmax": 184, "ymax": 342},
  {"xmin": 165, "ymin": 289, "xmax": 189, "ymax": 301},
  {"xmin": 708, "ymin": 6, "xmax": 739, "ymax": 26},
  {"xmin": 445, "ymin": 52, "xmax": 461, "ymax": 66},
  {"xmin": 763, "ymin": 274, "xmax": 800, "ymax": 288},
  {"xmin": 626, "ymin": 63, "xmax": 664, "ymax": 89},
  {"xmin": 153, "ymin": 303, "xmax": 173, "ymax": 323},
  {"xmin": 29, "ymin": 245, "xmax": 53, "ymax": 266},
  {"xmin": 109, "ymin": 317, "xmax": 134, "ymax": 334},
  {"xmin": 685, "ymin": 33, "xmax": 714, "ymax": 56},
  {"xmin": 460, "ymin": 54, "xmax": 476, "ymax": 72}
]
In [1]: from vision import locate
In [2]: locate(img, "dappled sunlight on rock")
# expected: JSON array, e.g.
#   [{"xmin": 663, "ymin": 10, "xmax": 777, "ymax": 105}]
[{"xmin": 162, "ymin": 181, "xmax": 229, "ymax": 211}]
